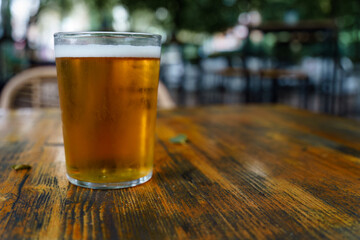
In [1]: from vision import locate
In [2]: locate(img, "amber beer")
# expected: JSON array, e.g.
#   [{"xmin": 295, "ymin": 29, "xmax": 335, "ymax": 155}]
[{"xmin": 54, "ymin": 33, "xmax": 161, "ymax": 189}]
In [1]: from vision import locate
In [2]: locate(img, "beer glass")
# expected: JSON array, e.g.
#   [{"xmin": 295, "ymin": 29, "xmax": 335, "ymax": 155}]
[{"xmin": 54, "ymin": 32, "xmax": 161, "ymax": 189}]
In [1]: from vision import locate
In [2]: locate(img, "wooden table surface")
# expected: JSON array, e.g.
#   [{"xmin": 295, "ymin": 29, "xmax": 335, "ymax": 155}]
[{"xmin": 0, "ymin": 105, "xmax": 359, "ymax": 239}]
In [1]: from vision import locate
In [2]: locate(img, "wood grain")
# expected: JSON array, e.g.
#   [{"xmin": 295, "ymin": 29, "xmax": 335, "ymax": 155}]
[{"xmin": 0, "ymin": 105, "xmax": 359, "ymax": 239}]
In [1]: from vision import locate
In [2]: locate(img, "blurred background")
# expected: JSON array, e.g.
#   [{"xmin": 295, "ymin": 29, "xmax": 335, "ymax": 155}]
[{"xmin": 1, "ymin": 0, "xmax": 360, "ymax": 118}]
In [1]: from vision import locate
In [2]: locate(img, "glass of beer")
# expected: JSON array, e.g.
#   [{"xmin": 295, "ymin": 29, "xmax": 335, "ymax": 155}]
[{"xmin": 54, "ymin": 32, "xmax": 161, "ymax": 189}]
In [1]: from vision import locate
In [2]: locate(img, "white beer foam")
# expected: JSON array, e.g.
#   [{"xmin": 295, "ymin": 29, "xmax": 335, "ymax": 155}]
[{"xmin": 55, "ymin": 44, "xmax": 161, "ymax": 58}]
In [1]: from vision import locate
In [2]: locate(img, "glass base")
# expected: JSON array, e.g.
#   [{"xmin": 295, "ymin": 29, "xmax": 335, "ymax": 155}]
[{"xmin": 66, "ymin": 171, "xmax": 152, "ymax": 189}]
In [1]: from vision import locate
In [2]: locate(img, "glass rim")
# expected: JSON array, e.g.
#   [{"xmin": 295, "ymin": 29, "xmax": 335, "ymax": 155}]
[{"xmin": 54, "ymin": 31, "xmax": 162, "ymax": 40}]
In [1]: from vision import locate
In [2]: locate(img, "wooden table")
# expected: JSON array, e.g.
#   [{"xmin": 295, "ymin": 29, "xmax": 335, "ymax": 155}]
[{"xmin": 0, "ymin": 105, "xmax": 359, "ymax": 239}]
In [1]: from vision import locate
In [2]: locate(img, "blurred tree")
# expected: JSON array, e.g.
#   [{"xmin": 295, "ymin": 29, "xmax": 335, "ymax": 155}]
[
  {"xmin": 37, "ymin": 0, "xmax": 73, "ymax": 18},
  {"xmin": 120, "ymin": 0, "xmax": 248, "ymax": 34},
  {"xmin": 35, "ymin": 0, "xmax": 117, "ymax": 30},
  {"xmin": 86, "ymin": 0, "xmax": 118, "ymax": 30},
  {"xmin": 0, "ymin": 0, "xmax": 12, "ymax": 40},
  {"xmin": 251, "ymin": 0, "xmax": 360, "ymax": 22},
  {"xmin": 30, "ymin": 0, "xmax": 360, "ymax": 35},
  {"xmin": 2, "ymin": 0, "xmax": 360, "ymax": 62}
]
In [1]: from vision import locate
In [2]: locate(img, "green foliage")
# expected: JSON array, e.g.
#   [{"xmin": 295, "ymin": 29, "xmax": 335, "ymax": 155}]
[
  {"xmin": 39, "ymin": 0, "xmax": 73, "ymax": 15},
  {"xmin": 120, "ymin": 0, "xmax": 248, "ymax": 33},
  {"xmin": 35, "ymin": 0, "xmax": 360, "ymax": 34},
  {"xmin": 12, "ymin": 164, "xmax": 32, "ymax": 170},
  {"xmin": 170, "ymin": 134, "xmax": 188, "ymax": 144}
]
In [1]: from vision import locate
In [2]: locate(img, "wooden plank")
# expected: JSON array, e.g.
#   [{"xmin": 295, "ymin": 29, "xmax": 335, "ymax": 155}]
[{"xmin": 0, "ymin": 106, "xmax": 359, "ymax": 239}]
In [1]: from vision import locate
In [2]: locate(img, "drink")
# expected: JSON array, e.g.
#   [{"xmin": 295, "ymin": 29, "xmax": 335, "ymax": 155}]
[{"xmin": 54, "ymin": 33, "xmax": 161, "ymax": 189}]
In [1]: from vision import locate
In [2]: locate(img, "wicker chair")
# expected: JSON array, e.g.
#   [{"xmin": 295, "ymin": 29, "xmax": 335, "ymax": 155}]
[
  {"xmin": 0, "ymin": 66, "xmax": 175, "ymax": 110},
  {"xmin": 0, "ymin": 66, "xmax": 59, "ymax": 109}
]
